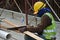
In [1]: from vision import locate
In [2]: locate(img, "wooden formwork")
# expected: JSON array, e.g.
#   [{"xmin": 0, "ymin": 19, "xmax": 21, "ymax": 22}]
[{"xmin": 1, "ymin": 19, "xmax": 44, "ymax": 40}]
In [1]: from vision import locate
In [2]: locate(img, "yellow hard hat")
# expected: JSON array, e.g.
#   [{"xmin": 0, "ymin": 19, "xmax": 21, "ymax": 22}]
[{"xmin": 33, "ymin": 1, "xmax": 46, "ymax": 14}]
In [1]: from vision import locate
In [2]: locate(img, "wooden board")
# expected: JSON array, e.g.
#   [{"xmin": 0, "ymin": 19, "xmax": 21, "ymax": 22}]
[
  {"xmin": 3, "ymin": 19, "xmax": 17, "ymax": 27},
  {"xmin": 24, "ymin": 31, "xmax": 44, "ymax": 40}
]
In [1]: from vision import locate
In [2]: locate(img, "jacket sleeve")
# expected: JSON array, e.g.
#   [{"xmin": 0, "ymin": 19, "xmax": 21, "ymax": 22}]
[{"xmin": 26, "ymin": 15, "xmax": 52, "ymax": 34}]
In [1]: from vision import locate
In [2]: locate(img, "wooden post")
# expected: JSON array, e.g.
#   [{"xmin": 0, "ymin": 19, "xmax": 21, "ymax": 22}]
[{"xmin": 25, "ymin": 0, "xmax": 28, "ymax": 25}]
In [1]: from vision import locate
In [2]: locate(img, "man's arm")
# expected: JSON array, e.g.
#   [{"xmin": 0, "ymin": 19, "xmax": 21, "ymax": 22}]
[{"xmin": 27, "ymin": 15, "xmax": 52, "ymax": 34}]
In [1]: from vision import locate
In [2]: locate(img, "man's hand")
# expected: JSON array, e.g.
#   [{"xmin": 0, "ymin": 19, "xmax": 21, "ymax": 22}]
[{"xmin": 19, "ymin": 26, "xmax": 27, "ymax": 33}]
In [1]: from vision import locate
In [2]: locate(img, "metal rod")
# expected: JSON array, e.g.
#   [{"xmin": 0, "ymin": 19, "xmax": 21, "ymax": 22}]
[
  {"xmin": 45, "ymin": 0, "xmax": 60, "ymax": 21},
  {"xmin": 13, "ymin": 0, "xmax": 23, "ymax": 13},
  {"xmin": 26, "ymin": 0, "xmax": 33, "ymax": 10},
  {"xmin": 54, "ymin": 0, "xmax": 60, "ymax": 8}
]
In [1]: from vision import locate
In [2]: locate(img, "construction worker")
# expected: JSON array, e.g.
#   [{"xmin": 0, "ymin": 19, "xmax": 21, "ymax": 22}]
[{"xmin": 8, "ymin": 1, "xmax": 56, "ymax": 40}]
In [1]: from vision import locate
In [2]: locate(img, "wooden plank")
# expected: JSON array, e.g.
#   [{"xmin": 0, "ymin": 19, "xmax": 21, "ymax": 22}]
[
  {"xmin": 2, "ymin": 19, "xmax": 44, "ymax": 40},
  {"xmin": 3, "ymin": 19, "xmax": 17, "ymax": 27},
  {"xmin": 24, "ymin": 31, "xmax": 44, "ymax": 40}
]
